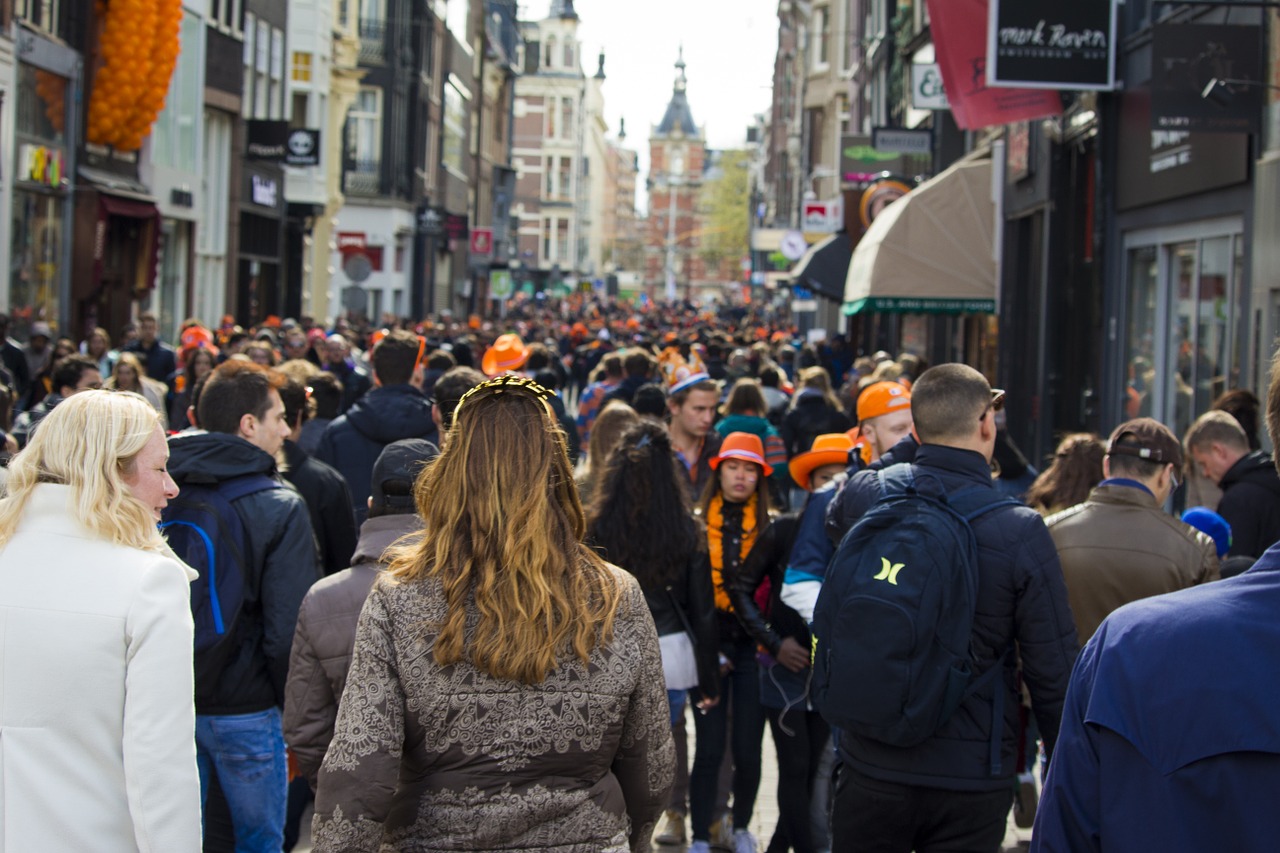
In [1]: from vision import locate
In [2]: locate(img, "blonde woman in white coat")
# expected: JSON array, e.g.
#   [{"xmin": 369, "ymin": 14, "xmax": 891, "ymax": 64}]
[{"xmin": 0, "ymin": 390, "xmax": 201, "ymax": 852}]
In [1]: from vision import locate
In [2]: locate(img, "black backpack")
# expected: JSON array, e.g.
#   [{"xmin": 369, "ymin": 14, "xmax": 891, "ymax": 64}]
[
  {"xmin": 812, "ymin": 464, "xmax": 1017, "ymax": 770},
  {"xmin": 160, "ymin": 474, "xmax": 281, "ymax": 681}
]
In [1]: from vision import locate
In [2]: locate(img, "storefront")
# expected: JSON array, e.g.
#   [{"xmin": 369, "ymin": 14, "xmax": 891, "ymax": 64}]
[
  {"xmin": 238, "ymin": 163, "xmax": 285, "ymax": 324},
  {"xmin": 1105, "ymin": 86, "xmax": 1254, "ymax": 437},
  {"xmin": 10, "ymin": 32, "xmax": 78, "ymax": 341}
]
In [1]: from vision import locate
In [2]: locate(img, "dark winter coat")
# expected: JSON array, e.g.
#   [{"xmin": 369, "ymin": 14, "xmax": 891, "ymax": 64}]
[
  {"xmin": 314, "ymin": 384, "xmax": 438, "ymax": 524},
  {"xmin": 282, "ymin": 439, "xmax": 358, "ymax": 576},
  {"xmin": 781, "ymin": 389, "xmax": 853, "ymax": 459},
  {"xmin": 639, "ymin": 551, "xmax": 720, "ymax": 703},
  {"xmin": 828, "ymin": 444, "xmax": 1078, "ymax": 791},
  {"xmin": 1217, "ymin": 450, "xmax": 1280, "ymax": 558},
  {"xmin": 167, "ymin": 431, "xmax": 321, "ymax": 714},
  {"xmin": 283, "ymin": 512, "xmax": 421, "ymax": 788}
]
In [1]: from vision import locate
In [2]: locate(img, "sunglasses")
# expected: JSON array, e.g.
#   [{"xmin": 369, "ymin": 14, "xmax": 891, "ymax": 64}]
[{"xmin": 980, "ymin": 388, "xmax": 1007, "ymax": 422}]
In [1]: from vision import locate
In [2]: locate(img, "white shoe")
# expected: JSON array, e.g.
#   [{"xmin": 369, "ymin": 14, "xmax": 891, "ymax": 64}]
[
  {"xmin": 732, "ymin": 829, "xmax": 758, "ymax": 853},
  {"xmin": 687, "ymin": 842, "xmax": 711, "ymax": 853},
  {"xmin": 655, "ymin": 809, "xmax": 687, "ymax": 845}
]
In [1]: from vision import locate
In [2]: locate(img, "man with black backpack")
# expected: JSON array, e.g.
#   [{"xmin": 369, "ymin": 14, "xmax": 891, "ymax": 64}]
[
  {"xmin": 813, "ymin": 363, "xmax": 1077, "ymax": 853},
  {"xmin": 165, "ymin": 360, "xmax": 320, "ymax": 853}
]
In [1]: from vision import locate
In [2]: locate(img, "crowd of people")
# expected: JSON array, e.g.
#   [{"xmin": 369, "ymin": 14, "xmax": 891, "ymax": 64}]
[{"xmin": 0, "ymin": 294, "xmax": 1278, "ymax": 853}]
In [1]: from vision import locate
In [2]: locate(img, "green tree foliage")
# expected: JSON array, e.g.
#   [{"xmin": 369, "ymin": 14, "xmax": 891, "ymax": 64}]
[{"xmin": 699, "ymin": 150, "xmax": 751, "ymax": 268}]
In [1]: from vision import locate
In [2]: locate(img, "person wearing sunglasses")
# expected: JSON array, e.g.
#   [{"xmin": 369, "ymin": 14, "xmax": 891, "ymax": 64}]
[
  {"xmin": 819, "ymin": 364, "xmax": 1077, "ymax": 853},
  {"xmin": 1046, "ymin": 417, "xmax": 1219, "ymax": 648}
]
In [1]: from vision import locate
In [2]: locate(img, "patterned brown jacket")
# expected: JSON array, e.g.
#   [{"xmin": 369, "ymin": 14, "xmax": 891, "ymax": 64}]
[{"xmin": 311, "ymin": 564, "xmax": 675, "ymax": 852}]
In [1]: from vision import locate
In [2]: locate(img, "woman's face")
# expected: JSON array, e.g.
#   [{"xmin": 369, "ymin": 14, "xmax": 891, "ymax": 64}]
[
  {"xmin": 117, "ymin": 364, "xmax": 137, "ymax": 386},
  {"xmin": 123, "ymin": 426, "xmax": 179, "ymax": 522},
  {"xmin": 718, "ymin": 458, "xmax": 760, "ymax": 503},
  {"xmin": 88, "ymin": 334, "xmax": 107, "ymax": 355},
  {"xmin": 249, "ymin": 347, "xmax": 272, "ymax": 366},
  {"xmin": 192, "ymin": 352, "xmax": 214, "ymax": 379}
]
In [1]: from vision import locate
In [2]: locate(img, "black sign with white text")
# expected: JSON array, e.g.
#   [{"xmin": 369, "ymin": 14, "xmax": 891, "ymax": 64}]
[
  {"xmin": 988, "ymin": 0, "xmax": 1116, "ymax": 90},
  {"xmin": 1151, "ymin": 23, "xmax": 1263, "ymax": 134}
]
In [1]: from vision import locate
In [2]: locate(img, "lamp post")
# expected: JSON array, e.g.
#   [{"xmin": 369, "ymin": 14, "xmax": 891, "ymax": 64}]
[{"xmin": 665, "ymin": 154, "xmax": 683, "ymax": 303}]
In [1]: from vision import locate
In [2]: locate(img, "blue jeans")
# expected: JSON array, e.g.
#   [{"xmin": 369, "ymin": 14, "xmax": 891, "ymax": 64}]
[
  {"xmin": 196, "ymin": 708, "xmax": 288, "ymax": 853},
  {"xmin": 667, "ymin": 689, "xmax": 689, "ymax": 727}
]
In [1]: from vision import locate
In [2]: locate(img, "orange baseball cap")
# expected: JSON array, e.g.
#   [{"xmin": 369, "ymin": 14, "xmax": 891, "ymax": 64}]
[{"xmin": 856, "ymin": 380, "xmax": 912, "ymax": 422}]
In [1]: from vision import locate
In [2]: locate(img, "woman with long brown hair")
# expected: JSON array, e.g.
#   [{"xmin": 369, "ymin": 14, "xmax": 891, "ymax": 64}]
[
  {"xmin": 312, "ymin": 374, "xmax": 673, "ymax": 853},
  {"xmin": 1025, "ymin": 433, "xmax": 1107, "ymax": 515}
]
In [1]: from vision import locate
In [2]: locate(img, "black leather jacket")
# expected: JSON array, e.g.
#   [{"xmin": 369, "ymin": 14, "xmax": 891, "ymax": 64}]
[
  {"xmin": 725, "ymin": 513, "xmax": 810, "ymax": 656},
  {"xmin": 639, "ymin": 551, "xmax": 720, "ymax": 701}
]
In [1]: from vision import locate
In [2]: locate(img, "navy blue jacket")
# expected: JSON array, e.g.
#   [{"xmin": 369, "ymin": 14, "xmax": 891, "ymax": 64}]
[
  {"xmin": 167, "ymin": 431, "xmax": 321, "ymax": 714},
  {"xmin": 315, "ymin": 384, "xmax": 438, "ymax": 523},
  {"xmin": 1033, "ymin": 549, "xmax": 1280, "ymax": 852},
  {"xmin": 829, "ymin": 444, "xmax": 1078, "ymax": 791}
]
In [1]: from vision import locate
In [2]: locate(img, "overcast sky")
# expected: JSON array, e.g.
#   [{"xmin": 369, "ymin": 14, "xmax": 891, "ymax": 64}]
[{"xmin": 519, "ymin": 0, "xmax": 778, "ymax": 184}]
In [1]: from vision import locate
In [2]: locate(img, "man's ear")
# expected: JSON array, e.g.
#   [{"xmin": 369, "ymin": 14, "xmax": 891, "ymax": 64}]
[
  {"xmin": 1102, "ymin": 456, "xmax": 1113, "ymax": 479},
  {"xmin": 239, "ymin": 411, "xmax": 257, "ymax": 441}
]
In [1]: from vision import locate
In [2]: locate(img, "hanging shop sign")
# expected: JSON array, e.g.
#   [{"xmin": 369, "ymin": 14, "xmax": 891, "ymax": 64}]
[
  {"xmin": 1150, "ymin": 23, "xmax": 1263, "ymax": 134},
  {"xmin": 987, "ymin": 0, "xmax": 1117, "ymax": 90},
  {"xmin": 872, "ymin": 127, "xmax": 933, "ymax": 156},
  {"xmin": 247, "ymin": 120, "xmax": 323, "ymax": 165},
  {"xmin": 911, "ymin": 64, "xmax": 950, "ymax": 110},
  {"xmin": 926, "ymin": 0, "xmax": 1062, "ymax": 130}
]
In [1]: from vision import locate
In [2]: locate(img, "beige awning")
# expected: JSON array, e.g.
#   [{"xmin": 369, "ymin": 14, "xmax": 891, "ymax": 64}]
[{"xmin": 843, "ymin": 159, "xmax": 997, "ymax": 315}]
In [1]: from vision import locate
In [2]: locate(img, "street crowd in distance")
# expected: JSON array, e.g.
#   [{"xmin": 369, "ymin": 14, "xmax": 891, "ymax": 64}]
[{"xmin": 0, "ymin": 292, "xmax": 1277, "ymax": 853}]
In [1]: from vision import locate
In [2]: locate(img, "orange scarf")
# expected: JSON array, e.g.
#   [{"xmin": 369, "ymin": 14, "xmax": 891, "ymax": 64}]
[{"xmin": 707, "ymin": 493, "xmax": 758, "ymax": 612}]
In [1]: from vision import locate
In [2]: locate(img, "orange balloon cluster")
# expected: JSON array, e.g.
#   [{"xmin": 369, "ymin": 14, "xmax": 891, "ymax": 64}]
[
  {"xmin": 33, "ymin": 70, "xmax": 66, "ymax": 134},
  {"xmin": 86, "ymin": 0, "xmax": 183, "ymax": 151}
]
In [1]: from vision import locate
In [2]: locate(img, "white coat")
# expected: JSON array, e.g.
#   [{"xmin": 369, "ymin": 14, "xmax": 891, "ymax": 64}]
[{"xmin": 0, "ymin": 484, "xmax": 202, "ymax": 852}]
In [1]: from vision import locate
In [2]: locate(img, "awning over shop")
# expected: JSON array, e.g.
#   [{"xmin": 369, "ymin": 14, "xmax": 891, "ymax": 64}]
[
  {"xmin": 790, "ymin": 232, "xmax": 852, "ymax": 301},
  {"xmin": 763, "ymin": 271, "xmax": 791, "ymax": 290},
  {"xmin": 843, "ymin": 158, "xmax": 996, "ymax": 315}
]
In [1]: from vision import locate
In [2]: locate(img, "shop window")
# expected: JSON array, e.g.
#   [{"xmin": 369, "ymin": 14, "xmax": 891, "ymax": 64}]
[
  {"xmin": 1124, "ymin": 223, "xmax": 1246, "ymax": 438},
  {"xmin": 443, "ymin": 79, "xmax": 466, "ymax": 175},
  {"xmin": 10, "ymin": 190, "xmax": 63, "ymax": 340}
]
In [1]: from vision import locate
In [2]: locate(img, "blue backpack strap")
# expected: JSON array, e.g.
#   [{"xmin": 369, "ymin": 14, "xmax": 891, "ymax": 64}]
[
  {"xmin": 948, "ymin": 484, "xmax": 1020, "ymax": 523},
  {"xmin": 216, "ymin": 473, "xmax": 281, "ymax": 503},
  {"xmin": 876, "ymin": 463, "xmax": 916, "ymax": 498}
]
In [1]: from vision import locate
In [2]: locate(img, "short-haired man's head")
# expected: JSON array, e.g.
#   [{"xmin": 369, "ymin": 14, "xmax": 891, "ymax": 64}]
[
  {"xmin": 54, "ymin": 354, "xmax": 101, "ymax": 395},
  {"xmin": 910, "ymin": 364, "xmax": 990, "ymax": 443},
  {"xmin": 372, "ymin": 330, "xmax": 421, "ymax": 386},
  {"xmin": 426, "ymin": 349, "xmax": 457, "ymax": 372},
  {"xmin": 623, "ymin": 349, "xmax": 654, "ymax": 378},
  {"xmin": 433, "ymin": 365, "xmax": 487, "ymax": 431},
  {"xmin": 197, "ymin": 361, "xmax": 284, "ymax": 435},
  {"xmin": 1185, "ymin": 410, "xmax": 1250, "ymax": 456},
  {"xmin": 306, "ymin": 371, "xmax": 343, "ymax": 420},
  {"xmin": 600, "ymin": 352, "xmax": 624, "ymax": 378}
]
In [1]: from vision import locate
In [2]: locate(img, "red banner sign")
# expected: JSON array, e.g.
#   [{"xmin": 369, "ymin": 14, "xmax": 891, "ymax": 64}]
[{"xmin": 927, "ymin": 0, "xmax": 1062, "ymax": 130}]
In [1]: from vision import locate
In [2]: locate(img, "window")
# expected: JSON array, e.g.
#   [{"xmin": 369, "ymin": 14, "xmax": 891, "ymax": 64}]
[
  {"xmin": 16, "ymin": 0, "xmax": 58, "ymax": 35},
  {"xmin": 544, "ymin": 36, "xmax": 557, "ymax": 69},
  {"xmin": 445, "ymin": 0, "xmax": 466, "ymax": 42},
  {"xmin": 563, "ymin": 40, "xmax": 574, "ymax": 69},
  {"xmin": 151, "ymin": 9, "xmax": 202, "ymax": 172},
  {"xmin": 443, "ymin": 78, "xmax": 466, "ymax": 175},
  {"xmin": 208, "ymin": 0, "xmax": 241, "ymax": 33},
  {"xmin": 545, "ymin": 96, "xmax": 557, "ymax": 139},
  {"xmin": 561, "ymin": 98, "xmax": 573, "ymax": 139},
  {"xmin": 292, "ymin": 52, "xmax": 313, "ymax": 82},
  {"xmin": 349, "ymin": 87, "xmax": 382, "ymax": 172},
  {"xmin": 556, "ymin": 219, "xmax": 570, "ymax": 263},
  {"xmin": 813, "ymin": 6, "xmax": 830, "ymax": 69},
  {"xmin": 558, "ymin": 157, "xmax": 571, "ymax": 200}
]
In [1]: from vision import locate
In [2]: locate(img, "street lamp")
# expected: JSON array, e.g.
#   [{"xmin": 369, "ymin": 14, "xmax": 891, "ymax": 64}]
[{"xmin": 665, "ymin": 154, "xmax": 683, "ymax": 303}]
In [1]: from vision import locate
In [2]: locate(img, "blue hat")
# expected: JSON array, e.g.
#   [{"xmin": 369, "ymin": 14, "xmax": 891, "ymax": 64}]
[{"xmin": 1181, "ymin": 506, "xmax": 1231, "ymax": 558}]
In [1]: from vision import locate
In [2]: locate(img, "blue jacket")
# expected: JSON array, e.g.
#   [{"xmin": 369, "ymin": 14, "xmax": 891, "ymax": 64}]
[
  {"xmin": 315, "ymin": 384, "xmax": 438, "ymax": 523},
  {"xmin": 1032, "ymin": 550, "xmax": 1280, "ymax": 852},
  {"xmin": 828, "ymin": 444, "xmax": 1078, "ymax": 791}
]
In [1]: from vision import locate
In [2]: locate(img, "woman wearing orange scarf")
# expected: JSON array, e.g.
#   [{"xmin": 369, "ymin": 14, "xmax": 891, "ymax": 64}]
[{"xmin": 689, "ymin": 432, "xmax": 774, "ymax": 853}]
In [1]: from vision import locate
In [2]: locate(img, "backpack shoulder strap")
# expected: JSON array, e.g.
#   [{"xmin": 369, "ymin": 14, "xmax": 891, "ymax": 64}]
[
  {"xmin": 948, "ymin": 484, "xmax": 1020, "ymax": 523},
  {"xmin": 216, "ymin": 473, "xmax": 282, "ymax": 503},
  {"xmin": 876, "ymin": 463, "xmax": 916, "ymax": 498}
]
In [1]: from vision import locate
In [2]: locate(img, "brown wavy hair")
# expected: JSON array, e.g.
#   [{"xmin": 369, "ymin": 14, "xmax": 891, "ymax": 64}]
[
  {"xmin": 387, "ymin": 385, "xmax": 622, "ymax": 684},
  {"xmin": 1025, "ymin": 432, "xmax": 1106, "ymax": 515}
]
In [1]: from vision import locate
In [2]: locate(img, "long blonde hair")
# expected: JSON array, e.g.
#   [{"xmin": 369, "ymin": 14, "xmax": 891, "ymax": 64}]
[
  {"xmin": 387, "ymin": 380, "xmax": 622, "ymax": 684},
  {"xmin": 793, "ymin": 365, "xmax": 844, "ymax": 412},
  {"xmin": 0, "ymin": 391, "xmax": 167, "ymax": 553}
]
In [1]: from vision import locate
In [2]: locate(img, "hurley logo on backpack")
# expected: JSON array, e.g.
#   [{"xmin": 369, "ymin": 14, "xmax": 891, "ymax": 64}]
[
  {"xmin": 160, "ymin": 474, "xmax": 281, "ymax": 678},
  {"xmin": 812, "ymin": 463, "xmax": 1017, "ymax": 772}
]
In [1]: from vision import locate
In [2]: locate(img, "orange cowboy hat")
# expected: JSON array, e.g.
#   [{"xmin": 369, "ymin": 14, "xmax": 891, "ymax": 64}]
[
  {"xmin": 710, "ymin": 432, "xmax": 773, "ymax": 477},
  {"xmin": 789, "ymin": 433, "xmax": 855, "ymax": 491},
  {"xmin": 481, "ymin": 333, "xmax": 530, "ymax": 377}
]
